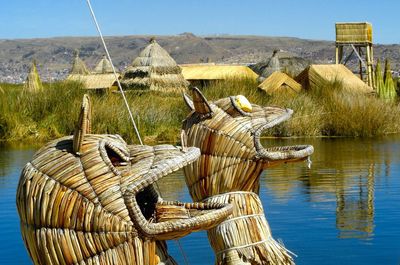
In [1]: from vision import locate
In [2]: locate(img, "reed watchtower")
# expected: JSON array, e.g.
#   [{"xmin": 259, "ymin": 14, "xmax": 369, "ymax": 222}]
[{"xmin": 335, "ymin": 22, "xmax": 374, "ymax": 87}]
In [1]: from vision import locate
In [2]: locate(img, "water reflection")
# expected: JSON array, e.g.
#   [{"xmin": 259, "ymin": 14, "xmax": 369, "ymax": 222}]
[
  {"xmin": 1, "ymin": 138, "xmax": 399, "ymax": 264},
  {"xmin": 263, "ymin": 137, "xmax": 398, "ymax": 240},
  {"xmin": 0, "ymin": 147, "xmax": 13, "ymax": 178},
  {"xmin": 0, "ymin": 145, "xmax": 36, "ymax": 264},
  {"xmin": 335, "ymin": 164, "xmax": 374, "ymax": 239}
]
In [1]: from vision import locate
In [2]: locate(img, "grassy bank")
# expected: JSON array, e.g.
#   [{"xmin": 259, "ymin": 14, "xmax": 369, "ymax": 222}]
[
  {"xmin": 1, "ymin": 78, "xmax": 400, "ymax": 144},
  {"xmin": 0, "ymin": 81, "xmax": 186, "ymax": 144}
]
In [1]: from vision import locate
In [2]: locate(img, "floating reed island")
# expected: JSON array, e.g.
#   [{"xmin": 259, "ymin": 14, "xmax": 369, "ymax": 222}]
[
  {"xmin": 16, "ymin": 94, "xmax": 232, "ymax": 265},
  {"xmin": 182, "ymin": 87, "xmax": 314, "ymax": 264}
]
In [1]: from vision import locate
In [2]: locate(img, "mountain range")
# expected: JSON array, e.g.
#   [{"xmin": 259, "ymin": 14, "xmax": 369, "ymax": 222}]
[{"xmin": 0, "ymin": 32, "xmax": 399, "ymax": 83}]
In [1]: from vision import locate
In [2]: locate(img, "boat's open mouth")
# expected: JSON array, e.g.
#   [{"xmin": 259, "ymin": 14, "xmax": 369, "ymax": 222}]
[
  {"xmin": 120, "ymin": 144, "xmax": 232, "ymax": 240},
  {"xmin": 252, "ymin": 107, "xmax": 314, "ymax": 166}
]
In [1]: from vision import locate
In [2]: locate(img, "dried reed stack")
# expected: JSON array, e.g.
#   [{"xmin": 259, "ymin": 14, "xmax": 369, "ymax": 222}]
[
  {"xmin": 23, "ymin": 60, "xmax": 43, "ymax": 92},
  {"xmin": 16, "ymin": 94, "xmax": 232, "ymax": 265},
  {"xmin": 182, "ymin": 87, "xmax": 314, "ymax": 264},
  {"xmin": 121, "ymin": 39, "xmax": 189, "ymax": 93}
]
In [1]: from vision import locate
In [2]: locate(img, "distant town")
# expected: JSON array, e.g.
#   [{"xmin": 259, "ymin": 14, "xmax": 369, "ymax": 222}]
[{"xmin": 0, "ymin": 33, "xmax": 399, "ymax": 84}]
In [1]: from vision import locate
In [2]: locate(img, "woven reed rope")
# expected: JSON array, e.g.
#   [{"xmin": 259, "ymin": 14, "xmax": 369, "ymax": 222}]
[
  {"xmin": 16, "ymin": 94, "xmax": 233, "ymax": 265},
  {"xmin": 204, "ymin": 192, "xmax": 294, "ymax": 264},
  {"xmin": 182, "ymin": 88, "xmax": 314, "ymax": 265}
]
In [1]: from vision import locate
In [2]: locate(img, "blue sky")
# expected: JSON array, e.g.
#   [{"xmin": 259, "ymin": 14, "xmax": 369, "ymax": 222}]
[{"xmin": 1, "ymin": 0, "xmax": 399, "ymax": 44}]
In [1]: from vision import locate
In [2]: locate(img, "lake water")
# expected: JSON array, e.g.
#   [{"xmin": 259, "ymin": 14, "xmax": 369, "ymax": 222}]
[{"xmin": 1, "ymin": 137, "xmax": 399, "ymax": 265}]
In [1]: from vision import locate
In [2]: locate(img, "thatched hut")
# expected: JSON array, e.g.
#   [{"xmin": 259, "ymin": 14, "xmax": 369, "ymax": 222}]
[
  {"xmin": 295, "ymin": 64, "xmax": 374, "ymax": 94},
  {"xmin": 251, "ymin": 52, "xmax": 311, "ymax": 81},
  {"xmin": 120, "ymin": 39, "xmax": 188, "ymax": 93},
  {"xmin": 67, "ymin": 73, "xmax": 119, "ymax": 92},
  {"xmin": 93, "ymin": 55, "xmax": 113, "ymax": 74},
  {"xmin": 180, "ymin": 64, "xmax": 258, "ymax": 87},
  {"xmin": 70, "ymin": 51, "xmax": 90, "ymax": 75},
  {"xmin": 258, "ymin": 50, "xmax": 281, "ymax": 82},
  {"xmin": 23, "ymin": 60, "xmax": 43, "ymax": 92},
  {"xmin": 258, "ymin": 71, "xmax": 302, "ymax": 95},
  {"xmin": 67, "ymin": 53, "xmax": 119, "ymax": 92}
]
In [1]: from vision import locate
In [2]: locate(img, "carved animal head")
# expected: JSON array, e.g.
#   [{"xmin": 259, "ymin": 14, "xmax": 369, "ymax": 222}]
[
  {"xmin": 16, "ymin": 94, "xmax": 232, "ymax": 265},
  {"xmin": 182, "ymin": 87, "xmax": 314, "ymax": 201}
]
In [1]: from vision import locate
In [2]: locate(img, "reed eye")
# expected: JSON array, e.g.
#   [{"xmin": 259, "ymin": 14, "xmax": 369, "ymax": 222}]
[
  {"xmin": 105, "ymin": 145, "xmax": 129, "ymax": 170},
  {"xmin": 234, "ymin": 95, "xmax": 252, "ymax": 113},
  {"xmin": 227, "ymin": 95, "xmax": 252, "ymax": 117}
]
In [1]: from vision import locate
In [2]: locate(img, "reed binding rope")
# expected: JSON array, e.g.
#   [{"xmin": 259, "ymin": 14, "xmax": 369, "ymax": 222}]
[
  {"xmin": 84, "ymin": 2, "xmax": 190, "ymax": 264},
  {"xmin": 85, "ymin": 0, "xmax": 143, "ymax": 145},
  {"xmin": 204, "ymin": 191, "xmax": 297, "ymax": 259}
]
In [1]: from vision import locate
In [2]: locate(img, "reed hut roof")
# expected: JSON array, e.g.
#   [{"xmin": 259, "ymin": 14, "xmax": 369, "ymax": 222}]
[
  {"xmin": 70, "ymin": 51, "xmax": 90, "ymax": 75},
  {"xmin": 258, "ymin": 71, "xmax": 302, "ymax": 95},
  {"xmin": 295, "ymin": 64, "xmax": 374, "ymax": 94},
  {"xmin": 93, "ymin": 55, "xmax": 113, "ymax": 74},
  {"xmin": 67, "ymin": 73, "xmax": 119, "ymax": 90},
  {"xmin": 180, "ymin": 64, "xmax": 258, "ymax": 81},
  {"xmin": 24, "ymin": 61, "xmax": 43, "ymax": 92},
  {"xmin": 120, "ymin": 39, "xmax": 188, "ymax": 93},
  {"xmin": 251, "ymin": 55, "xmax": 311, "ymax": 80}
]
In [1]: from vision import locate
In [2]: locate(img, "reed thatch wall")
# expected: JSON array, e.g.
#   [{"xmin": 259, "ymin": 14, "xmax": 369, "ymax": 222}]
[
  {"xmin": 180, "ymin": 64, "xmax": 258, "ymax": 81},
  {"xmin": 336, "ymin": 22, "xmax": 372, "ymax": 44},
  {"xmin": 23, "ymin": 61, "xmax": 43, "ymax": 92},
  {"xmin": 295, "ymin": 64, "xmax": 374, "ymax": 94},
  {"xmin": 121, "ymin": 39, "xmax": 188, "ymax": 93},
  {"xmin": 67, "ymin": 73, "xmax": 119, "ymax": 90},
  {"xmin": 258, "ymin": 71, "xmax": 302, "ymax": 95}
]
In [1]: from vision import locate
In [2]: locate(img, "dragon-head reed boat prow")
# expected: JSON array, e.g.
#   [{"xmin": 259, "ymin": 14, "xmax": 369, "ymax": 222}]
[
  {"xmin": 16, "ymin": 94, "xmax": 233, "ymax": 265},
  {"xmin": 182, "ymin": 87, "xmax": 314, "ymax": 264}
]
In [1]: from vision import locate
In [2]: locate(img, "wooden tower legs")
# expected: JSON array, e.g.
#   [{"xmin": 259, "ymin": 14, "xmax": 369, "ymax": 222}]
[{"xmin": 335, "ymin": 43, "xmax": 374, "ymax": 88}]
